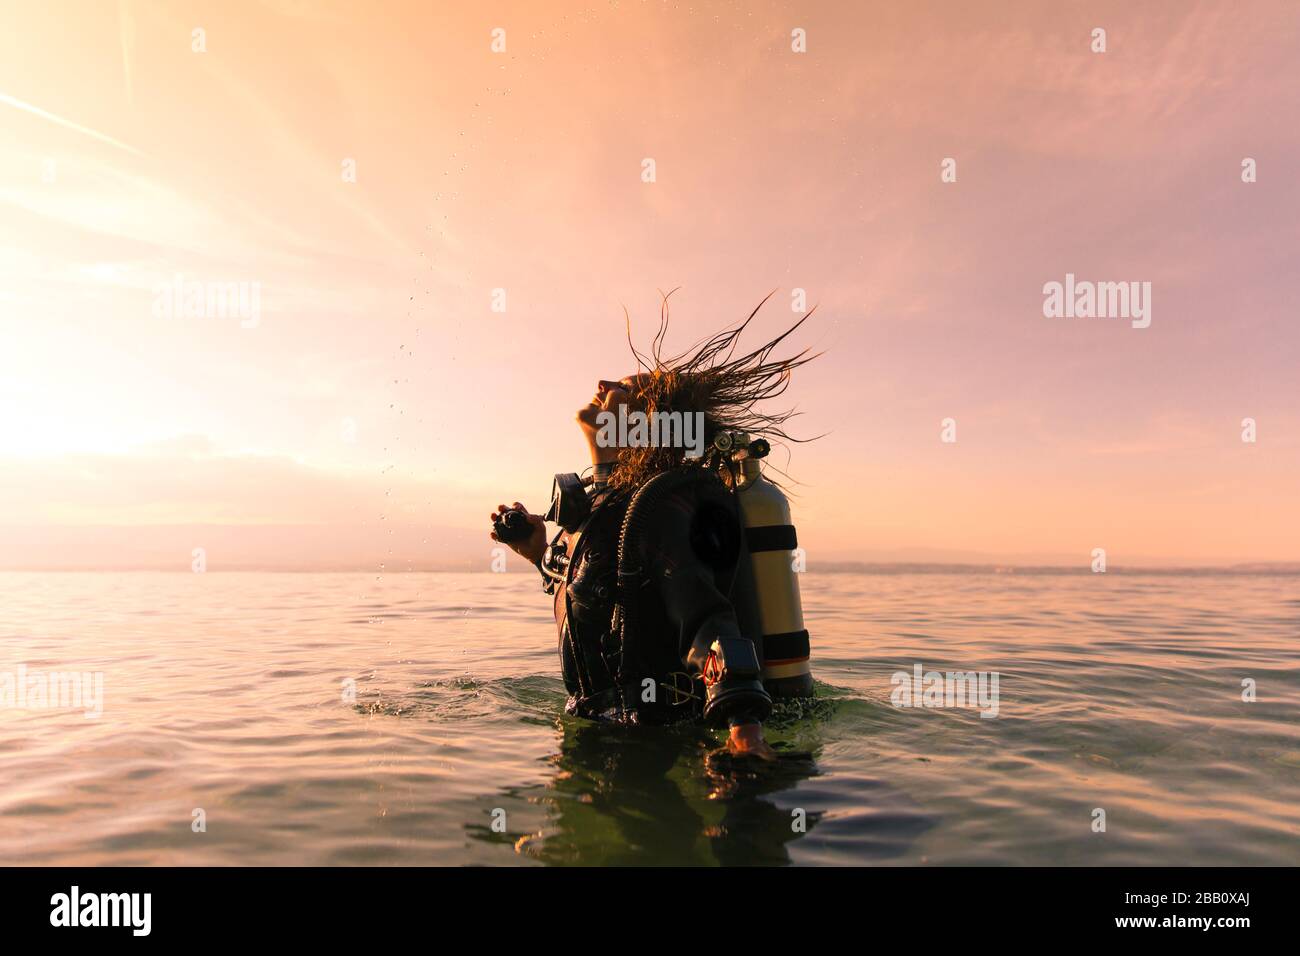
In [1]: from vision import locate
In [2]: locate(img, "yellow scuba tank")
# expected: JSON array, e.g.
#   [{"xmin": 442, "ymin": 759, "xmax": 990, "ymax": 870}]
[{"xmin": 726, "ymin": 434, "xmax": 814, "ymax": 698}]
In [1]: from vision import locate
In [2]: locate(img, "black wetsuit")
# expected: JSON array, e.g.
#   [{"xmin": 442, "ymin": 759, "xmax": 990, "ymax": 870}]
[{"xmin": 540, "ymin": 475, "xmax": 750, "ymax": 724}]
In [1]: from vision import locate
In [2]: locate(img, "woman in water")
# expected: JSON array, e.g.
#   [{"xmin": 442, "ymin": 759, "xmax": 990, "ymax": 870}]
[{"xmin": 491, "ymin": 300, "xmax": 815, "ymax": 758}]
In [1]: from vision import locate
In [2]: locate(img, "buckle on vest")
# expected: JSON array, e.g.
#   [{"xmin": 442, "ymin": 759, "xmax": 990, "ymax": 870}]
[{"xmin": 661, "ymin": 672, "xmax": 701, "ymax": 706}]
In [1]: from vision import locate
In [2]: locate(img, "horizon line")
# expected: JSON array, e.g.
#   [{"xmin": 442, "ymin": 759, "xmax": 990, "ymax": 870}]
[{"xmin": 3, "ymin": 562, "xmax": 1299, "ymax": 575}]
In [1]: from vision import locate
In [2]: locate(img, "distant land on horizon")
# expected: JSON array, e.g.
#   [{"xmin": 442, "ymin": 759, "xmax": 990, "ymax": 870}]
[
  {"xmin": 5, "ymin": 564, "xmax": 1300, "ymax": 574},
  {"xmin": 3, "ymin": 524, "xmax": 1297, "ymax": 574}
]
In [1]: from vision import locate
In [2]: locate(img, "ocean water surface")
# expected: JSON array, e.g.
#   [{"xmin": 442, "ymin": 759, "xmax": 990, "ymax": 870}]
[{"xmin": 1, "ymin": 570, "xmax": 1297, "ymax": 866}]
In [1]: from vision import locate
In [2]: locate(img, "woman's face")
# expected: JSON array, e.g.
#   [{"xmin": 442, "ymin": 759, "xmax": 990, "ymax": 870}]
[{"xmin": 576, "ymin": 375, "xmax": 650, "ymax": 437}]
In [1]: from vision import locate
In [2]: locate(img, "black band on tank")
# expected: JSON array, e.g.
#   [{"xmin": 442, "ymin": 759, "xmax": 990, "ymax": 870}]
[
  {"xmin": 763, "ymin": 629, "xmax": 810, "ymax": 661},
  {"xmin": 745, "ymin": 524, "xmax": 797, "ymax": 552}
]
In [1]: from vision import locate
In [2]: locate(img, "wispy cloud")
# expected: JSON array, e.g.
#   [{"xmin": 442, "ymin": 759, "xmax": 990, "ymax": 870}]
[{"xmin": 0, "ymin": 92, "xmax": 145, "ymax": 157}]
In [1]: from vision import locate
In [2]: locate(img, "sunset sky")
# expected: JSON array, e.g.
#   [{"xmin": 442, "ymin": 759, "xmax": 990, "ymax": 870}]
[{"xmin": 1, "ymin": 0, "xmax": 1298, "ymax": 570}]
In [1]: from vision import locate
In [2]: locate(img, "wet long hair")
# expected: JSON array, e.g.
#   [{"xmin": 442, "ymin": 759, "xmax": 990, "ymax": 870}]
[{"xmin": 608, "ymin": 291, "xmax": 820, "ymax": 491}]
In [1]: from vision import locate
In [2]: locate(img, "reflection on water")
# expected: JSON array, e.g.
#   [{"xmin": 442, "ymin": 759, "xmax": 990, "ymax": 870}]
[
  {"xmin": 470, "ymin": 719, "xmax": 829, "ymax": 865},
  {"xmin": 467, "ymin": 706, "xmax": 936, "ymax": 866},
  {"xmin": 0, "ymin": 571, "xmax": 1297, "ymax": 865}
]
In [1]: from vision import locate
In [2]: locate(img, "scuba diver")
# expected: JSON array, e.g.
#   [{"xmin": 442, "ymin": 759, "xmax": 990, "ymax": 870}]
[{"xmin": 490, "ymin": 299, "xmax": 817, "ymax": 759}]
